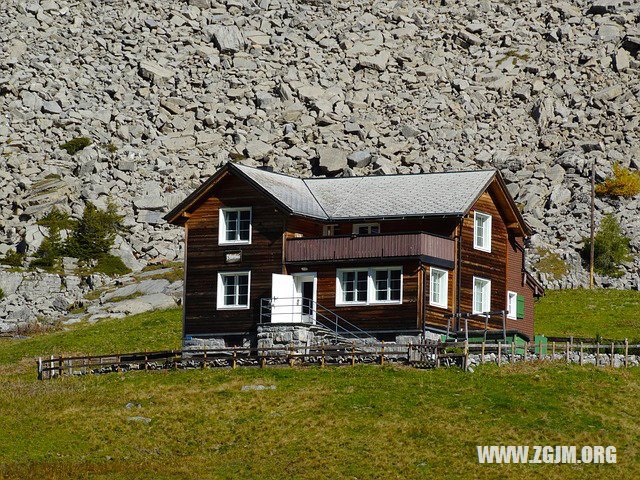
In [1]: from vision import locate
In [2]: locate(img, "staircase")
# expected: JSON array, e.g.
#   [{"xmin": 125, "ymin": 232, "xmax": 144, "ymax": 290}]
[{"xmin": 259, "ymin": 297, "xmax": 377, "ymax": 344}]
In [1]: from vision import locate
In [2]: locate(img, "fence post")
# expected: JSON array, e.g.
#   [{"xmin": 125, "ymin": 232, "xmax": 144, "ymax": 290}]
[
  {"xmin": 511, "ymin": 341, "xmax": 515, "ymax": 364},
  {"xmin": 59, "ymin": 355, "xmax": 64, "ymax": 377},
  {"xmin": 566, "ymin": 341, "xmax": 570, "ymax": 363},
  {"xmin": 351, "ymin": 342, "xmax": 355, "ymax": 367},
  {"xmin": 538, "ymin": 339, "xmax": 543, "ymax": 361},
  {"xmin": 523, "ymin": 342, "xmax": 528, "ymax": 362},
  {"xmin": 144, "ymin": 349, "xmax": 148, "ymax": 371},
  {"xmin": 380, "ymin": 340, "xmax": 385, "ymax": 366},
  {"xmin": 233, "ymin": 345, "xmax": 238, "ymax": 369},
  {"xmin": 552, "ymin": 341, "xmax": 556, "ymax": 359},
  {"xmin": 117, "ymin": 353, "xmax": 121, "ymax": 374},
  {"xmin": 406, "ymin": 342, "xmax": 411, "ymax": 365},
  {"xmin": 610, "ymin": 342, "xmax": 615, "ymax": 367},
  {"xmin": 202, "ymin": 350, "xmax": 207, "ymax": 369},
  {"xmin": 321, "ymin": 341, "xmax": 325, "ymax": 368},
  {"xmin": 38, "ymin": 357, "xmax": 42, "ymax": 381},
  {"xmin": 497, "ymin": 341, "xmax": 501, "ymax": 366},
  {"xmin": 463, "ymin": 340, "xmax": 469, "ymax": 371},
  {"xmin": 481, "ymin": 341, "xmax": 485, "ymax": 364},
  {"xmin": 624, "ymin": 339, "xmax": 629, "ymax": 368},
  {"xmin": 289, "ymin": 344, "xmax": 294, "ymax": 368},
  {"xmin": 579, "ymin": 342, "xmax": 584, "ymax": 366},
  {"xmin": 596, "ymin": 342, "xmax": 600, "ymax": 366}
]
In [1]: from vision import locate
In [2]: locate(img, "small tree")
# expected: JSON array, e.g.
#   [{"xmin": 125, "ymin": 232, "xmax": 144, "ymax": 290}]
[
  {"xmin": 65, "ymin": 202, "xmax": 124, "ymax": 260},
  {"xmin": 582, "ymin": 214, "xmax": 632, "ymax": 277},
  {"xmin": 30, "ymin": 223, "xmax": 64, "ymax": 271},
  {"xmin": 595, "ymin": 163, "xmax": 640, "ymax": 198}
]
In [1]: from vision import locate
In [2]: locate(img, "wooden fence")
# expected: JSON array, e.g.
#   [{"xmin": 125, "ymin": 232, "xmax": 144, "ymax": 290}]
[{"xmin": 36, "ymin": 339, "xmax": 640, "ymax": 380}]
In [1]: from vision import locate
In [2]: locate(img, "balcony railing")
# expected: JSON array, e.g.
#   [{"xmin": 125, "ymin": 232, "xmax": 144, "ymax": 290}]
[{"xmin": 285, "ymin": 232, "xmax": 455, "ymax": 263}]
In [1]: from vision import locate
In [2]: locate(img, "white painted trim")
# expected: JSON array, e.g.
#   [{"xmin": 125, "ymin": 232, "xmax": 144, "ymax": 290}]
[
  {"xmin": 352, "ymin": 222, "xmax": 380, "ymax": 235},
  {"xmin": 216, "ymin": 271, "xmax": 251, "ymax": 310},
  {"xmin": 472, "ymin": 276, "xmax": 491, "ymax": 314},
  {"xmin": 336, "ymin": 268, "xmax": 369, "ymax": 306},
  {"xmin": 218, "ymin": 207, "xmax": 252, "ymax": 245},
  {"xmin": 507, "ymin": 290, "xmax": 517, "ymax": 319},
  {"xmin": 429, "ymin": 267, "xmax": 448, "ymax": 309},
  {"xmin": 473, "ymin": 211, "xmax": 492, "ymax": 253},
  {"xmin": 369, "ymin": 266, "xmax": 403, "ymax": 305}
]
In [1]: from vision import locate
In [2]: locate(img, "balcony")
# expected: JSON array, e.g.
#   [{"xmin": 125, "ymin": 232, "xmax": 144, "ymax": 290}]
[{"xmin": 285, "ymin": 232, "xmax": 455, "ymax": 265}]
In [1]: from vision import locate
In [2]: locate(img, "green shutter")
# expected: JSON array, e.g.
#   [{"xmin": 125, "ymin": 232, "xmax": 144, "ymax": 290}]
[{"xmin": 516, "ymin": 295, "xmax": 525, "ymax": 319}]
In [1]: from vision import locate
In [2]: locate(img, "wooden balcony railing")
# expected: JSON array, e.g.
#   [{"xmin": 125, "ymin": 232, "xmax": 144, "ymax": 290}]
[{"xmin": 285, "ymin": 232, "xmax": 455, "ymax": 263}]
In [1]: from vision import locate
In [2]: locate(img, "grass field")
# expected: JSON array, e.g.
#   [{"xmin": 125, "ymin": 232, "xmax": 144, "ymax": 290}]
[
  {"xmin": 1, "ymin": 290, "xmax": 639, "ymax": 479},
  {"xmin": 535, "ymin": 289, "xmax": 640, "ymax": 340}
]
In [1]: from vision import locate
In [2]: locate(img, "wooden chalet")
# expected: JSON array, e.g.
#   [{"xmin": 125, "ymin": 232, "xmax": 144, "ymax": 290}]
[{"xmin": 165, "ymin": 162, "xmax": 543, "ymax": 346}]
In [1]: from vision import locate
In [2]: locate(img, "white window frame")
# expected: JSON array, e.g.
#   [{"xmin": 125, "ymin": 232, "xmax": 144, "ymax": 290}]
[
  {"xmin": 335, "ymin": 267, "xmax": 403, "ymax": 306},
  {"xmin": 507, "ymin": 291, "xmax": 517, "ymax": 319},
  {"xmin": 472, "ymin": 276, "xmax": 491, "ymax": 314},
  {"xmin": 218, "ymin": 207, "xmax": 252, "ymax": 245},
  {"xmin": 336, "ymin": 268, "xmax": 369, "ymax": 305},
  {"xmin": 322, "ymin": 224, "xmax": 338, "ymax": 236},
  {"xmin": 429, "ymin": 267, "xmax": 448, "ymax": 309},
  {"xmin": 352, "ymin": 223, "xmax": 380, "ymax": 235},
  {"xmin": 473, "ymin": 211, "xmax": 492, "ymax": 252},
  {"xmin": 216, "ymin": 271, "xmax": 251, "ymax": 310},
  {"xmin": 370, "ymin": 267, "xmax": 403, "ymax": 304}
]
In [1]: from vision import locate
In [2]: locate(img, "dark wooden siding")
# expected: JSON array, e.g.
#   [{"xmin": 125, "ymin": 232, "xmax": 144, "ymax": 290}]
[
  {"xmin": 285, "ymin": 233, "xmax": 455, "ymax": 263},
  {"xmin": 506, "ymin": 237, "xmax": 535, "ymax": 338},
  {"xmin": 287, "ymin": 261, "xmax": 420, "ymax": 332},
  {"xmin": 459, "ymin": 191, "xmax": 508, "ymax": 331},
  {"xmin": 423, "ymin": 266, "xmax": 455, "ymax": 330},
  {"xmin": 184, "ymin": 174, "xmax": 285, "ymax": 335},
  {"xmin": 332, "ymin": 218, "xmax": 458, "ymax": 237}
]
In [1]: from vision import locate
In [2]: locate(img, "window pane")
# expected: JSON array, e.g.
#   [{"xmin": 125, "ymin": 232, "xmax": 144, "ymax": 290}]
[
  {"xmin": 356, "ymin": 289, "xmax": 367, "ymax": 302},
  {"xmin": 224, "ymin": 294, "xmax": 235, "ymax": 305},
  {"xmin": 237, "ymin": 274, "xmax": 248, "ymax": 287},
  {"xmin": 358, "ymin": 226, "xmax": 368, "ymax": 234},
  {"xmin": 238, "ymin": 291, "xmax": 248, "ymax": 306},
  {"xmin": 370, "ymin": 225, "xmax": 379, "ymax": 234}
]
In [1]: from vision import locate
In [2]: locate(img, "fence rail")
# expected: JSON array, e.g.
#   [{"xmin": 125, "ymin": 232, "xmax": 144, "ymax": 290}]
[{"xmin": 36, "ymin": 339, "xmax": 640, "ymax": 380}]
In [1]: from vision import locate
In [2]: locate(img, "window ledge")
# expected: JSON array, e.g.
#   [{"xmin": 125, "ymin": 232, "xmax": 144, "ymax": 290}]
[
  {"xmin": 216, "ymin": 305, "xmax": 250, "ymax": 310},
  {"xmin": 218, "ymin": 240, "xmax": 251, "ymax": 246},
  {"xmin": 429, "ymin": 302, "xmax": 448, "ymax": 309},
  {"xmin": 473, "ymin": 245, "xmax": 491, "ymax": 253}
]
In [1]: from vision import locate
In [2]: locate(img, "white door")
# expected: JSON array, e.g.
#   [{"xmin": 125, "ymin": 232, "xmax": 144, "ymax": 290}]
[
  {"xmin": 293, "ymin": 274, "xmax": 317, "ymax": 324},
  {"xmin": 270, "ymin": 274, "xmax": 301, "ymax": 323}
]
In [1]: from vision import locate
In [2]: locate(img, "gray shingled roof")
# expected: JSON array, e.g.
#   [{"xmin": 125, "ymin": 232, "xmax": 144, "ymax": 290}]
[{"xmin": 233, "ymin": 163, "xmax": 496, "ymax": 220}]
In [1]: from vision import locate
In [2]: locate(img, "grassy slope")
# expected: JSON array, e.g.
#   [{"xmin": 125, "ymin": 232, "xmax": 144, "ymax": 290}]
[
  {"xmin": 1, "ymin": 292, "xmax": 639, "ymax": 478},
  {"xmin": 535, "ymin": 289, "xmax": 640, "ymax": 340}
]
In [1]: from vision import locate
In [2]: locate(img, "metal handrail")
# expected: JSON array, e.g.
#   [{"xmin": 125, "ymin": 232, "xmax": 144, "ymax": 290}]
[{"xmin": 259, "ymin": 297, "xmax": 376, "ymax": 341}]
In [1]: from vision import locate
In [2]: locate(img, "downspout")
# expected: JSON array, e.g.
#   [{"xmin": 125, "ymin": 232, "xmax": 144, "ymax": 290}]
[
  {"xmin": 456, "ymin": 216, "xmax": 464, "ymax": 332},
  {"xmin": 421, "ymin": 265, "xmax": 427, "ymax": 340}
]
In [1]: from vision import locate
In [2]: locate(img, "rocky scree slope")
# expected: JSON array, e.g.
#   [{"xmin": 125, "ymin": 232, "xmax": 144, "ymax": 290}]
[{"xmin": 0, "ymin": 0, "xmax": 639, "ymax": 329}]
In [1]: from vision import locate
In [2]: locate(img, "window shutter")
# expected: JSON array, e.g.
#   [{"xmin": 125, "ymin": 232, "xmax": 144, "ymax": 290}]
[{"xmin": 516, "ymin": 295, "xmax": 525, "ymax": 319}]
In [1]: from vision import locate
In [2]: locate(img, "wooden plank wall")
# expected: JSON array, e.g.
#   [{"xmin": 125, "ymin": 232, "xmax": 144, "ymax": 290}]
[
  {"xmin": 184, "ymin": 175, "xmax": 285, "ymax": 336},
  {"xmin": 506, "ymin": 237, "xmax": 535, "ymax": 338},
  {"xmin": 459, "ymin": 190, "xmax": 508, "ymax": 331}
]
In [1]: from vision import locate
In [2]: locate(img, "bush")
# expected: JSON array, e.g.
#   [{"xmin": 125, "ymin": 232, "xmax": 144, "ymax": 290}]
[
  {"xmin": 29, "ymin": 226, "xmax": 64, "ymax": 272},
  {"xmin": 37, "ymin": 207, "xmax": 75, "ymax": 231},
  {"xmin": 582, "ymin": 214, "xmax": 632, "ymax": 277},
  {"xmin": 65, "ymin": 202, "xmax": 124, "ymax": 260},
  {"xmin": 0, "ymin": 250, "xmax": 24, "ymax": 267},
  {"xmin": 60, "ymin": 137, "xmax": 91, "ymax": 155},
  {"xmin": 94, "ymin": 255, "xmax": 131, "ymax": 277},
  {"xmin": 0, "ymin": 288, "xmax": 4, "ymax": 300},
  {"xmin": 534, "ymin": 248, "xmax": 569, "ymax": 281},
  {"xmin": 595, "ymin": 163, "xmax": 640, "ymax": 198}
]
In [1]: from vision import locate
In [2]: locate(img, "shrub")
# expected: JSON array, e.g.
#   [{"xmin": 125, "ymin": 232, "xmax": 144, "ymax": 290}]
[
  {"xmin": 582, "ymin": 214, "xmax": 632, "ymax": 277},
  {"xmin": 534, "ymin": 248, "xmax": 569, "ymax": 281},
  {"xmin": 30, "ymin": 226, "xmax": 64, "ymax": 272},
  {"xmin": 0, "ymin": 288, "xmax": 4, "ymax": 300},
  {"xmin": 104, "ymin": 143, "xmax": 118, "ymax": 153},
  {"xmin": 0, "ymin": 250, "xmax": 24, "ymax": 267},
  {"xmin": 65, "ymin": 202, "xmax": 124, "ymax": 260},
  {"xmin": 94, "ymin": 255, "xmax": 131, "ymax": 277},
  {"xmin": 37, "ymin": 207, "xmax": 75, "ymax": 231},
  {"xmin": 595, "ymin": 163, "xmax": 640, "ymax": 198},
  {"xmin": 60, "ymin": 137, "xmax": 91, "ymax": 155}
]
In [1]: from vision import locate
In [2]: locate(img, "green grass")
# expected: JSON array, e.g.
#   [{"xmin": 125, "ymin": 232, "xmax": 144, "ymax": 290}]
[
  {"xmin": 536, "ymin": 289, "xmax": 640, "ymax": 340},
  {"xmin": 1, "ymin": 295, "xmax": 639, "ymax": 478},
  {"xmin": 0, "ymin": 308, "xmax": 181, "ymax": 367}
]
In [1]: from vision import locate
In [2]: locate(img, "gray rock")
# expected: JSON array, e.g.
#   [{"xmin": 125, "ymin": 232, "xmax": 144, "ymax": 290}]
[
  {"xmin": 211, "ymin": 25, "xmax": 244, "ymax": 53},
  {"xmin": 138, "ymin": 61, "xmax": 174, "ymax": 85},
  {"xmin": 347, "ymin": 150, "xmax": 372, "ymax": 168},
  {"xmin": 245, "ymin": 140, "xmax": 273, "ymax": 160},
  {"xmin": 317, "ymin": 147, "xmax": 348, "ymax": 174},
  {"xmin": 41, "ymin": 100, "xmax": 61, "ymax": 114},
  {"xmin": 241, "ymin": 385, "xmax": 276, "ymax": 391},
  {"xmin": 133, "ymin": 195, "xmax": 166, "ymax": 211},
  {"xmin": 359, "ymin": 51, "xmax": 390, "ymax": 71},
  {"xmin": 127, "ymin": 416, "xmax": 152, "ymax": 423}
]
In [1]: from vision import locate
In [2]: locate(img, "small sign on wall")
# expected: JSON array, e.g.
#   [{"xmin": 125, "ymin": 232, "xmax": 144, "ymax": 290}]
[{"xmin": 225, "ymin": 251, "xmax": 242, "ymax": 263}]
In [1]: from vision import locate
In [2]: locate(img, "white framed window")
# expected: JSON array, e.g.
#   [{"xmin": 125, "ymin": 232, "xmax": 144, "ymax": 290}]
[
  {"xmin": 323, "ymin": 224, "xmax": 338, "ymax": 236},
  {"xmin": 473, "ymin": 277, "xmax": 491, "ymax": 314},
  {"xmin": 219, "ymin": 207, "xmax": 251, "ymax": 245},
  {"xmin": 371, "ymin": 267, "xmax": 402, "ymax": 304},
  {"xmin": 217, "ymin": 271, "xmax": 250, "ymax": 309},
  {"xmin": 352, "ymin": 223, "xmax": 380, "ymax": 235},
  {"xmin": 336, "ymin": 268, "xmax": 369, "ymax": 305},
  {"xmin": 473, "ymin": 211, "xmax": 492, "ymax": 252},
  {"xmin": 429, "ymin": 267, "xmax": 448, "ymax": 308},
  {"xmin": 507, "ymin": 291, "xmax": 517, "ymax": 319},
  {"xmin": 336, "ymin": 267, "xmax": 402, "ymax": 305}
]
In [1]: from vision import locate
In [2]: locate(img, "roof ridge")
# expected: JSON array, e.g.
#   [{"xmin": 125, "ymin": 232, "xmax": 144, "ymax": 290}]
[{"xmin": 301, "ymin": 178, "xmax": 331, "ymax": 220}]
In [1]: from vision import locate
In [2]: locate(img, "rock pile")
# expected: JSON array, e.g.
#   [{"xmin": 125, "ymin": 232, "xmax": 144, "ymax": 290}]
[{"xmin": 1, "ymin": 0, "xmax": 639, "ymax": 326}]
